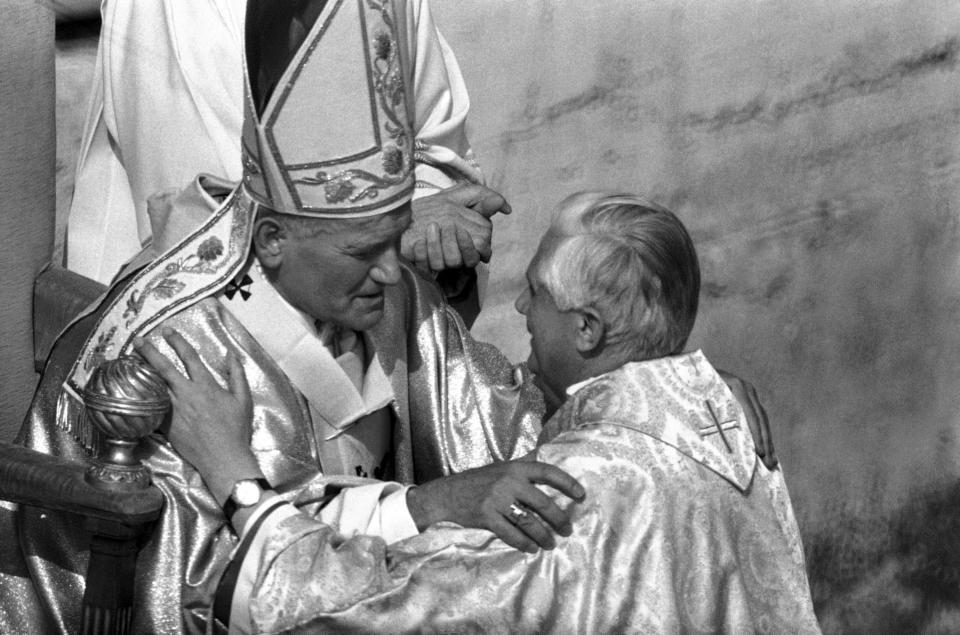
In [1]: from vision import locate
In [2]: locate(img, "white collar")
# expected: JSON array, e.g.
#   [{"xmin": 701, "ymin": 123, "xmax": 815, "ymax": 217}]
[{"xmin": 218, "ymin": 261, "xmax": 394, "ymax": 432}]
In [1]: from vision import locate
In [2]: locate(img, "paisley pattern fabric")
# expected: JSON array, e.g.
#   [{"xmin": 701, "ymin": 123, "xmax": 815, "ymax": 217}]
[
  {"xmin": 240, "ymin": 351, "xmax": 820, "ymax": 634},
  {"xmin": 1, "ymin": 259, "xmax": 541, "ymax": 634}
]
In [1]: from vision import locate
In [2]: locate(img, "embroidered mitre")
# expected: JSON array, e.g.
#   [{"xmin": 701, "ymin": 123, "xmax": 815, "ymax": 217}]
[{"xmin": 242, "ymin": 0, "xmax": 415, "ymax": 217}]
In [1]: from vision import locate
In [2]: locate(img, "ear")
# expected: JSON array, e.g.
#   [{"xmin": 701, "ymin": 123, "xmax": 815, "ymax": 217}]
[
  {"xmin": 573, "ymin": 307, "xmax": 605, "ymax": 354},
  {"xmin": 251, "ymin": 217, "xmax": 287, "ymax": 268}
]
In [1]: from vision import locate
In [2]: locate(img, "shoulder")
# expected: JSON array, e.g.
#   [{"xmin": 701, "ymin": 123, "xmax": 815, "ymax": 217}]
[
  {"xmin": 151, "ymin": 296, "xmax": 223, "ymax": 331},
  {"xmin": 537, "ymin": 423, "xmax": 665, "ymax": 474},
  {"xmin": 142, "ymin": 298, "xmax": 252, "ymax": 378},
  {"xmin": 536, "ymin": 419, "xmax": 730, "ymax": 514},
  {"xmin": 377, "ymin": 260, "xmax": 447, "ymax": 330},
  {"xmin": 528, "ymin": 425, "xmax": 685, "ymax": 556},
  {"xmin": 536, "ymin": 424, "xmax": 668, "ymax": 496}
]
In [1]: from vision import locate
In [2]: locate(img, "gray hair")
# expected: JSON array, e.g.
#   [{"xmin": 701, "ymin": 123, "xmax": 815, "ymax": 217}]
[{"xmin": 533, "ymin": 191, "xmax": 700, "ymax": 360}]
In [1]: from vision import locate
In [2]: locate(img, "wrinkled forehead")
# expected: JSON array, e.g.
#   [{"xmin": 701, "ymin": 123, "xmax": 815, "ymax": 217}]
[{"xmin": 327, "ymin": 203, "xmax": 411, "ymax": 242}]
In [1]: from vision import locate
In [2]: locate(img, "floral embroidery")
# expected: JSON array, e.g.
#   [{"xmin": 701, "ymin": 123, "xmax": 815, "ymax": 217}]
[
  {"xmin": 85, "ymin": 326, "xmax": 118, "ymax": 371},
  {"xmin": 122, "ymin": 237, "xmax": 227, "ymax": 326},
  {"xmin": 370, "ymin": 20, "xmax": 408, "ymax": 134},
  {"xmin": 382, "ymin": 145, "xmax": 403, "ymax": 175},
  {"xmin": 286, "ymin": 1, "xmax": 412, "ymax": 206},
  {"xmin": 197, "ymin": 237, "xmax": 224, "ymax": 262},
  {"xmin": 372, "ymin": 30, "xmax": 392, "ymax": 60},
  {"xmin": 324, "ymin": 176, "xmax": 356, "ymax": 202},
  {"xmin": 294, "ymin": 169, "xmax": 404, "ymax": 203}
]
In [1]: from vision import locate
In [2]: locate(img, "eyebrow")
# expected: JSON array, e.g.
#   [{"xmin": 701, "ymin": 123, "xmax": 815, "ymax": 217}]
[
  {"xmin": 343, "ymin": 236, "xmax": 389, "ymax": 251},
  {"xmin": 341, "ymin": 211, "xmax": 410, "ymax": 252}
]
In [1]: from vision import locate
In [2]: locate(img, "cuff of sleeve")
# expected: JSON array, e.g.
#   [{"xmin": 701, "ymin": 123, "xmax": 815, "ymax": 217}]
[
  {"xmin": 237, "ymin": 494, "xmax": 284, "ymax": 542},
  {"xmin": 228, "ymin": 501, "xmax": 299, "ymax": 634},
  {"xmin": 413, "ymin": 163, "xmax": 458, "ymax": 197},
  {"xmin": 379, "ymin": 485, "xmax": 420, "ymax": 544}
]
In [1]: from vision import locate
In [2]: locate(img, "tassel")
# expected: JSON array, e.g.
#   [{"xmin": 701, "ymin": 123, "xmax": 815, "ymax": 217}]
[{"xmin": 55, "ymin": 390, "xmax": 100, "ymax": 455}]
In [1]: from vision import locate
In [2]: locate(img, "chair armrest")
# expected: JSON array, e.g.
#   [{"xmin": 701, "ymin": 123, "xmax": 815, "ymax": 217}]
[
  {"xmin": 33, "ymin": 264, "xmax": 107, "ymax": 372},
  {"xmin": 0, "ymin": 441, "xmax": 163, "ymax": 525}
]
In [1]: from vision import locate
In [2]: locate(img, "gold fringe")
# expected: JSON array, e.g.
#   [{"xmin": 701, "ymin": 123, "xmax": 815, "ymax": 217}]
[{"xmin": 55, "ymin": 390, "xmax": 101, "ymax": 455}]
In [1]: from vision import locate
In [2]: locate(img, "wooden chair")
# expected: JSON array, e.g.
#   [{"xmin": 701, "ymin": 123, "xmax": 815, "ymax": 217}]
[
  {"xmin": 0, "ymin": 5, "xmax": 164, "ymax": 632},
  {"xmin": 1, "ymin": 267, "xmax": 166, "ymax": 635}
]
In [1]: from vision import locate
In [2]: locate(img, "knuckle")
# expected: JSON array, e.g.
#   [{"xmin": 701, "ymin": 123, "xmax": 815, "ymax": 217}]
[{"xmin": 508, "ymin": 461, "xmax": 527, "ymax": 473}]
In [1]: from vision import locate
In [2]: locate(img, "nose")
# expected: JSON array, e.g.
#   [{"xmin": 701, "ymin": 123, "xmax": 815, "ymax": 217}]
[
  {"xmin": 370, "ymin": 244, "xmax": 402, "ymax": 286},
  {"xmin": 514, "ymin": 287, "xmax": 530, "ymax": 315}
]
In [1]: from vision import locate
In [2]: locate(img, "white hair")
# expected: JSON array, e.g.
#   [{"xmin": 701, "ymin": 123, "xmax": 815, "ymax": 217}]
[{"xmin": 532, "ymin": 191, "xmax": 700, "ymax": 360}]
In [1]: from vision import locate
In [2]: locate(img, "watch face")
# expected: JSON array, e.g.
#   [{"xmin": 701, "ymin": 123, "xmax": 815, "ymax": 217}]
[{"xmin": 233, "ymin": 480, "xmax": 263, "ymax": 507}]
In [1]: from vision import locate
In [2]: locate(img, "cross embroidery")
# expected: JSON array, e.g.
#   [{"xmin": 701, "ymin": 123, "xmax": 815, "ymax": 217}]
[
  {"xmin": 224, "ymin": 273, "xmax": 253, "ymax": 301},
  {"xmin": 700, "ymin": 400, "xmax": 738, "ymax": 452}
]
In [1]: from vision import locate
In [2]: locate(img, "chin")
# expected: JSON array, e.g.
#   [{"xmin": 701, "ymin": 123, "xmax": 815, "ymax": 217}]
[{"xmin": 339, "ymin": 309, "xmax": 386, "ymax": 332}]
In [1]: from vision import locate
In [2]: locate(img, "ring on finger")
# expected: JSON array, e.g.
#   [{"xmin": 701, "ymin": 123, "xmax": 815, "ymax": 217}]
[{"xmin": 507, "ymin": 502, "xmax": 531, "ymax": 525}]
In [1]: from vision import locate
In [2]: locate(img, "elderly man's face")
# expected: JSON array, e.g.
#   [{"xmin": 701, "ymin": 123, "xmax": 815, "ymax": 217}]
[
  {"xmin": 514, "ymin": 236, "xmax": 581, "ymax": 408},
  {"xmin": 271, "ymin": 204, "xmax": 411, "ymax": 331}
]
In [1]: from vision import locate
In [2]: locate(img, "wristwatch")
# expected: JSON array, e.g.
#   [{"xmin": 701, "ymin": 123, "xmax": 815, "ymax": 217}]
[{"xmin": 223, "ymin": 478, "xmax": 271, "ymax": 520}]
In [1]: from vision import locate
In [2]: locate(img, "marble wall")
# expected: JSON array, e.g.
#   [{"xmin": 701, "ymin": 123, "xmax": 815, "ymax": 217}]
[
  {"xmin": 430, "ymin": 0, "xmax": 960, "ymax": 630},
  {"xmin": 50, "ymin": 0, "xmax": 960, "ymax": 631}
]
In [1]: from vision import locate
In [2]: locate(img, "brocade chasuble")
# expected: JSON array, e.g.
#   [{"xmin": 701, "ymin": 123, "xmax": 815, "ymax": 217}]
[{"xmin": 233, "ymin": 351, "xmax": 821, "ymax": 634}]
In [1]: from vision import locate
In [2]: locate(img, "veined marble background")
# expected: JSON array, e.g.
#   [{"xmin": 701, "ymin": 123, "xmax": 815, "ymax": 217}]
[{"xmin": 54, "ymin": 1, "xmax": 960, "ymax": 631}]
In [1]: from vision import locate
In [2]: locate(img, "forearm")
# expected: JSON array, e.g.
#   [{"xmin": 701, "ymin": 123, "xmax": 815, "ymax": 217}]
[
  {"xmin": 228, "ymin": 478, "xmax": 419, "ymax": 542},
  {"xmin": 246, "ymin": 513, "xmax": 537, "ymax": 632},
  {"xmin": 222, "ymin": 480, "xmax": 423, "ymax": 632}
]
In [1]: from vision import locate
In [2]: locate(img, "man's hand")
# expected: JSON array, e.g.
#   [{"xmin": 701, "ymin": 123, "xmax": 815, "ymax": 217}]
[
  {"xmin": 402, "ymin": 184, "xmax": 511, "ymax": 272},
  {"xmin": 718, "ymin": 370, "xmax": 778, "ymax": 469},
  {"xmin": 135, "ymin": 328, "xmax": 262, "ymax": 504},
  {"xmin": 406, "ymin": 460, "xmax": 585, "ymax": 554}
]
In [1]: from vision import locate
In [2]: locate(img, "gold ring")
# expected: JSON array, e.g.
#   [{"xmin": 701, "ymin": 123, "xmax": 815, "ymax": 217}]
[{"xmin": 507, "ymin": 502, "xmax": 530, "ymax": 524}]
